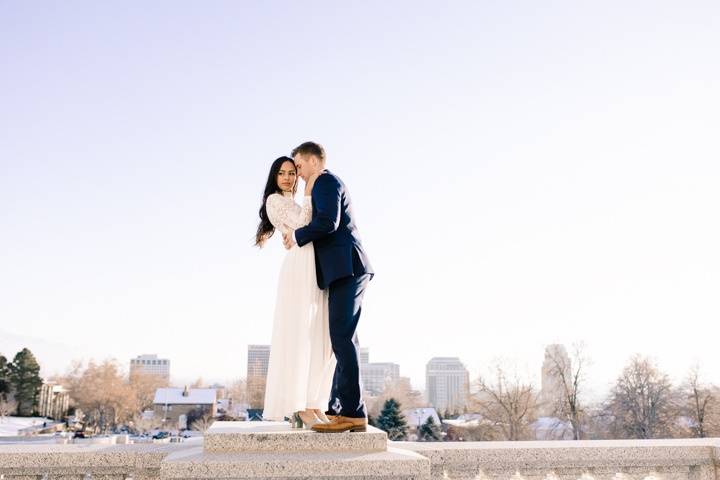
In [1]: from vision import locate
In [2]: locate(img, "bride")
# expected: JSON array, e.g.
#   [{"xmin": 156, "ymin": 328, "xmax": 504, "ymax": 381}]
[{"xmin": 254, "ymin": 156, "xmax": 337, "ymax": 428}]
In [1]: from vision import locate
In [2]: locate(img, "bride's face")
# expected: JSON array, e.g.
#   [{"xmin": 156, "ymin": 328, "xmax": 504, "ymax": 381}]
[{"xmin": 276, "ymin": 161, "xmax": 297, "ymax": 193}]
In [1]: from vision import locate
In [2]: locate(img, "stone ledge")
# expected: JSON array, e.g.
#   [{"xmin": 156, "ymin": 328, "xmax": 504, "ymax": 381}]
[
  {"xmin": 395, "ymin": 438, "xmax": 720, "ymax": 480},
  {"xmin": 395, "ymin": 438, "xmax": 720, "ymax": 466},
  {"xmin": 0, "ymin": 437, "xmax": 718, "ymax": 480},
  {"xmin": 0, "ymin": 441, "xmax": 195, "ymax": 479},
  {"xmin": 204, "ymin": 421, "xmax": 388, "ymax": 453},
  {"xmin": 161, "ymin": 445, "xmax": 430, "ymax": 479}
]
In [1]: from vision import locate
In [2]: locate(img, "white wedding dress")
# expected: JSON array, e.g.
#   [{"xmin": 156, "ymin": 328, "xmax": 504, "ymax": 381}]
[{"xmin": 262, "ymin": 191, "xmax": 337, "ymax": 420}]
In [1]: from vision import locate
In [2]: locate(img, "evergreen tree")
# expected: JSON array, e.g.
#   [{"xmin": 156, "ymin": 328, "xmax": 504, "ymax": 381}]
[
  {"xmin": 418, "ymin": 415, "xmax": 442, "ymax": 441},
  {"xmin": 8, "ymin": 348, "xmax": 43, "ymax": 416},
  {"xmin": 0, "ymin": 354, "xmax": 10, "ymax": 400},
  {"xmin": 376, "ymin": 398, "xmax": 408, "ymax": 440}
]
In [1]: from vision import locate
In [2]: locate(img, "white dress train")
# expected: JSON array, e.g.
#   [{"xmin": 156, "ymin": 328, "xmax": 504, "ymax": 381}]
[{"xmin": 262, "ymin": 192, "xmax": 336, "ymax": 420}]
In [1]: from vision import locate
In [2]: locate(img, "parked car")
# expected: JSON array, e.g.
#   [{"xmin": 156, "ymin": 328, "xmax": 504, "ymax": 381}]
[
  {"xmin": 152, "ymin": 431, "xmax": 170, "ymax": 440},
  {"xmin": 73, "ymin": 431, "xmax": 87, "ymax": 439}
]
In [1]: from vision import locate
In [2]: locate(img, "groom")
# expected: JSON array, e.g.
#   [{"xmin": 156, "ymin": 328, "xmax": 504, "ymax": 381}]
[{"xmin": 283, "ymin": 141, "xmax": 374, "ymax": 433}]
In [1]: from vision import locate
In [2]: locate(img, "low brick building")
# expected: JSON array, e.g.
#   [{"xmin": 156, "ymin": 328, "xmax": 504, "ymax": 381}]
[{"xmin": 153, "ymin": 386, "xmax": 216, "ymax": 430}]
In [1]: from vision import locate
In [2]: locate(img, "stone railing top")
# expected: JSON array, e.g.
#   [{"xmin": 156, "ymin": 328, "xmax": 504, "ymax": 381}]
[
  {"xmin": 395, "ymin": 438, "xmax": 720, "ymax": 466},
  {"xmin": 0, "ymin": 437, "xmax": 718, "ymax": 480}
]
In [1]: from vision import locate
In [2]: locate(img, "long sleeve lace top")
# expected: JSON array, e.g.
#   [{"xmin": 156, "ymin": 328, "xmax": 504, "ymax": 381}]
[{"xmin": 265, "ymin": 193, "xmax": 312, "ymax": 235}]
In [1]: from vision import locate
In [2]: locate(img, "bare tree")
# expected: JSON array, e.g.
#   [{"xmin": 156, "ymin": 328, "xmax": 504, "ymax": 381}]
[
  {"xmin": 581, "ymin": 403, "xmax": 615, "ymax": 440},
  {"xmin": 545, "ymin": 342, "xmax": 589, "ymax": 439},
  {"xmin": 227, "ymin": 378, "xmax": 247, "ymax": 406},
  {"xmin": 679, "ymin": 365, "xmax": 718, "ymax": 438},
  {"xmin": 471, "ymin": 363, "xmax": 537, "ymax": 440},
  {"xmin": 604, "ymin": 355, "xmax": 679, "ymax": 439},
  {"xmin": 129, "ymin": 371, "xmax": 168, "ymax": 412},
  {"xmin": 130, "ymin": 413, "xmax": 163, "ymax": 434},
  {"xmin": 60, "ymin": 359, "xmax": 137, "ymax": 433},
  {"xmin": 247, "ymin": 376, "xmax": 266, "ymax": 409},
  {"xmin": 216, "ymin": 378, "xmax": 247, "ymax": 419},
  {"xmin": 190, "ymin": 413, "xmax": 215, "ymax": 433},
  {"xmin": 711, "ymin": 386, "xmax": 720, "ymax": 437},
  {"xmin": 367, "ymin": 377, "xmax": 423, "ymax": 419}
]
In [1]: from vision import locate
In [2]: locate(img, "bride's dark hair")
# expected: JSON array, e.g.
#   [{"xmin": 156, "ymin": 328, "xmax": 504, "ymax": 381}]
[{"xmin": 255, "ymin": 156, "xmax": 297, "ymax": 247}]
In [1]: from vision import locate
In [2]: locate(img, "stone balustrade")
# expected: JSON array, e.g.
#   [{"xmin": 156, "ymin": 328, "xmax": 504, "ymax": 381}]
[
  {"xmin": 395, "ymin": 438, "xmax": 720, "ymax": 480},
  {"xmin": 0, "ymin": 422, "xmax": 717, "ymax": 480}
]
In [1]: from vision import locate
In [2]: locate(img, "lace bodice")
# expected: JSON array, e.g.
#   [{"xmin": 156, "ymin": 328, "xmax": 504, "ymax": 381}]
[{"xmin": 265, "ymin": 193, "xmax": 312, "ymax": 235}]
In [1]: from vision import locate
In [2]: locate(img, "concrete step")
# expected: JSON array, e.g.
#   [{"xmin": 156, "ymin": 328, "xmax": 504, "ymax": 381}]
[
  {"xmin": 204, "ymin": 421, "xmax": 387, "ymax": 453},
  {"xmin": 161, "ymin": 445, "xmax": 430, "ymax": 479}
]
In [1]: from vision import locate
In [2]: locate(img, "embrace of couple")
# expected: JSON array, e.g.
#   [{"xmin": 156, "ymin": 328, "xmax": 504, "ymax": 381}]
[{"xmin": 254, "ymin": 141, "xmax": 374, "ymax": 433}]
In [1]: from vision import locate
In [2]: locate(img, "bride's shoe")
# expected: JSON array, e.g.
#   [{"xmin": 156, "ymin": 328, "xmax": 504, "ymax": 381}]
[
  {"xmin": 290, "ymin": 412, "xmax": 304, "ymax": 429},
  {"xmin": 297, "ymin": 410, "xmax": 322, "ymax": 429},
  {"xmin": 312, "ymin": 409, "xmax": 331, "ymax": 424}
]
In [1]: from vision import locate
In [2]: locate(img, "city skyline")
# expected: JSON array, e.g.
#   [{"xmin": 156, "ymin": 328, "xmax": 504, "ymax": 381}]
[
  {"xmin": 2, "ymin": 2, "xmax": 719, "ymax": 397},
  {"xmin": 3, "ymin": 333, "xmax": 706, "ymax": 405}
]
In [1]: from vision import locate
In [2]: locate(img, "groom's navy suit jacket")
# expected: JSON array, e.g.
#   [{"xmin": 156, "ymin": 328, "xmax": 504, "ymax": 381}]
[{"xmin": 295, "ymin": 170, "xmax": 373, "ymax": 290}]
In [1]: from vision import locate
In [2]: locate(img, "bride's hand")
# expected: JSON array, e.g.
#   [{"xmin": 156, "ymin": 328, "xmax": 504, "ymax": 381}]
[{"xmin": 304, "ymin": 172, "xmax": 320, "ymax": 195}]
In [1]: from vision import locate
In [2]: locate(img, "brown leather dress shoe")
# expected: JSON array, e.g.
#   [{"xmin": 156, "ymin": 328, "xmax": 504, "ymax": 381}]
[{"xmin": 311, "ymin": 415, "xmax": 367, "ymax": 433}]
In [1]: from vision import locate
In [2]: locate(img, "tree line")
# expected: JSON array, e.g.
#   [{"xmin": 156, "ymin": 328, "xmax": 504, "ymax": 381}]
[
  {"xmin": 551, "ymin": 348, "xmax": 714, "ymax": 440},
  {"xmin": 456, "ymin": 348, "xmax": 718, "ymax": 441},
  {"xmin": 0, "ymin": 349, "xmax": 173, "ymax": 432},
  {"xmin": 366, "ymin": 347, "xmax": 719, "ymax": 442},
  {"xmin": 3, "ymin": 345, "xmax": 718, "ymax": 441}
]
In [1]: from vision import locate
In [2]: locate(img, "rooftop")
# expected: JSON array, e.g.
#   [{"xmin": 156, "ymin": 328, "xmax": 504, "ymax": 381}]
[{"xmin": 153, "ymin": 387, "xmax": 216, "ymax": 405}]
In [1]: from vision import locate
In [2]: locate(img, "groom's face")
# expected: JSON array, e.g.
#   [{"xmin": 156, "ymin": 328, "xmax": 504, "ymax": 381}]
[{"xmin": 293, "ymin": 153, "xmax": 321, "ymax": 181}]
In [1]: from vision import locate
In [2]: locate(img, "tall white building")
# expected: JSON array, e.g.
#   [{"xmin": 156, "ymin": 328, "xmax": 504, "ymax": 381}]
[
  {"xmin": 247, "ymin": 345, "xmax": 271, "ymax": 408},
  {"xmin": 247, "ymin": 345, "xmax": 270, "ymax": 378},
  {"xmin": 130, "ymin": 354, "xmax": 170, "ymax": 380},
  {"xmin": 359, "ymin": 347, "xmax": 369, "ymax": 366},
  {"xmin": 426, "ymin": 357, "xmax": 469, "ymax": 413},
  {"xmin": 538, "ymin": 344, "xmax": 571, "ymax": 417}
]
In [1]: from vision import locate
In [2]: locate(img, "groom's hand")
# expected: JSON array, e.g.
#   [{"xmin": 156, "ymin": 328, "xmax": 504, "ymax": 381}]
[{"xmin": 283, "ymin": 231, "xmax": 296, "ymax": 250}]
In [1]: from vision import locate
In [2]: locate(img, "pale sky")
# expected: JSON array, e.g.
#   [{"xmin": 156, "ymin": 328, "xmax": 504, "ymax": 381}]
[{"xmin": 1, "ymin": 1, "xmax": 719, "ymax": 399}]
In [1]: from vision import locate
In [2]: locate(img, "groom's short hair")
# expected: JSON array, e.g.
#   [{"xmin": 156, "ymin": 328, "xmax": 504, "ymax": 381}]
[{"xmin": 292, "ymin": 141, "xmax": 325, "ymax": 163}]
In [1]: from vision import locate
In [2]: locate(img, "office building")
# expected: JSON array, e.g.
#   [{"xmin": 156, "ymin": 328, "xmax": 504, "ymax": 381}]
[{"xmin": 426, "ymin": 357, "xmax": 469, "ymax": 413}]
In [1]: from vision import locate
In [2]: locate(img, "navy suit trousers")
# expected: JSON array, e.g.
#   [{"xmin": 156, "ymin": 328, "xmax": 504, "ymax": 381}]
[{"xmin": 325, "ymin": 273, "xmax": 372, "ymax": 419}]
